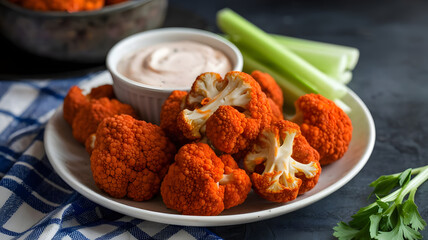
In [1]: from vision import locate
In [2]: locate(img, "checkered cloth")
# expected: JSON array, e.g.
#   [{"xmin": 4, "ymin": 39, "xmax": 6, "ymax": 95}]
[{"xmin": 0, "ymin": 72, "xmax": 222, "ymax": 240}]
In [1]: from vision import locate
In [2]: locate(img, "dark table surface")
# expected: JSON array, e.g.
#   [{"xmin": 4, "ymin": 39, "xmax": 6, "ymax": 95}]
[{"xmin": 3, "ymin": 0, "xmax": 428, "ymax": 239}]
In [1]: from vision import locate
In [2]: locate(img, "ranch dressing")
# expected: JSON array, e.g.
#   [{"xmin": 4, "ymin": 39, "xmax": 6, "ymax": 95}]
[{"xmin": 119, "ymin": 41, "xmax": 232, "ymax": 88}]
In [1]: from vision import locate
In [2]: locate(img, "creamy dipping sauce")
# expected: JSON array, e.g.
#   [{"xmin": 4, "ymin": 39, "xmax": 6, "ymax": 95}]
[{"xmin": 118, "ymin": 41, "xmax": 232, "ymax": 88}]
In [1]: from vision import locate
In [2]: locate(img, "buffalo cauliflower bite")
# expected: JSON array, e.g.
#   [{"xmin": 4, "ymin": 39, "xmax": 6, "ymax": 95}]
[
  {"xmin": 11, "ymin": 0, "xmax": 104, "ymax": 12},
  {"xmin": 90, "ymin": 114, "xmax": 176, "ymax": 201},
  {"xmin": 177, "ymin": 71, "xmax": 272, "ymax": 154},
  {"xmin": 292, "ymin": 93, "xmax": 353, "ymax": 165},
  {"xmin": 219, "ymin": 154, "xmax": 252, "ymax": 209},
  {"xmin": 87, "ymin": 84, "xmax": 115, "ymax": 99},
  {"xmin": 267, "ymin": 98, "xmax": 284, "ymax": 122},
  {"xmin": 63, "ymin": 84, "xmax": 116, "ymax": 125},
  {"xmin": 244, "ymin": 120, "xmax": 321, "ymax": 203},
  {"xmin": 206, "ymin": 105, "xmax": 261, "ymax": 154},
  {"xmin": 72, "ymin": 97, "xmax": 137, "ymax": 145},
  {"xmin": 63, "ymin": 86, "xmax": 88, "ymax": 125},
  {"xmin": 251, "ymin": 70, "xmax": 284, "ymax": 121},
  {"xmin": 63, "ymin": 84, "xmax": 137, "ymax": 146},
  {"xmin": 160, "ymin": 143, "xmax": 251, "ymax": 215},
  {"xmin": 160, "ymin": 90, "xmax": 191, "ymax": 147}
]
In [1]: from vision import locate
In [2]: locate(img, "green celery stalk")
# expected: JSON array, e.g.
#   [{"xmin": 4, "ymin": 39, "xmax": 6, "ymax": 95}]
[
  {"xmin": 232, "ymin": 39, "xmax": 317, "ymax": 92},
  {"xmin": 272, "ymin": 34, "xmax": 360, "ymax": 70},
  {"xmin": 217, "ymin": 8, "xmax": 348, "ymax": 100},
  {"xmin": 337, "ymin": 71, "xmax": 353, "ymax": 84},
  {"xmin": 242, "ymin": 51, "xmax": 307, "ymax": 107},
  {"xmin": 225, "ymin": 34, "xmax": 351, "ymax": 83},
  {"xmin": 242, "ymin": 50, "xmax": 351, "ymax": 113},
  {"xmin": 275, "ymin": 41, "xmax": 348, "ymax": 77},
  {"xmin": 223, "ymin": 35, "xmax": 352, "ymax": 81}
]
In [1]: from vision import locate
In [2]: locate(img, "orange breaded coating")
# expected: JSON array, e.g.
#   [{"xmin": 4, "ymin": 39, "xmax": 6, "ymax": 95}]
[
  {"xmin": 268, "ymin": 98, "xmax": 284, "ymax": 122},
  {"xmin": 293, "ymin": 94, "xmax": 353, "ymax": 165},
  {"xmin": 17, "ymin": 0, "xmax": 81, "ymax": 12},
  {"xmin": 81, "ymin": 0, "xmax": 104, "ymax": 10},
  {"xmin": 244, "ymin": 120, "xmax": 321, "ymax": 203},
  {"xmin": 72, "ymin": 98, "xmax": 137, "ymax": 145},
  {"xmin": 91, "ymin": 114, "xmax": 176, "ymax": 201},
  {"xmin": 63, "ymin": 85, "xmax": 115, "ymax": 125},
  {"xmin": 251, "ymin": 71, "xmax": 284, "ymax": 121},
  {"xmin": 12, "ymin": 0, "xmax": 104, "ymax": 12},
  {"xmin": 206, "ymin": 105, "xmax": 261, "ymax": 154},
  {"xmin": 63, "ymin": 85, "xmax": 136, "ymax": 147},
  {"xmin": 87, "ymin": 84, "xmax": 115, "ymax": 99},
  {"xmin": 160, "ymin": 90, "xmax": 190, "ymax": 147},
  {"xmin": 251, "ymin": 70, "xmax": 284, "ymax": 110},
  {"xmin": 63, "ymin": 86, "xmax": 88, "ymax": 125},
  {"xmin": 219, "ymin": 154, "xmax": 252, "ymax": 209},
  {"xmin": 177, "ymin": 71, "xmax": 272, "ymax": 154},
  {"xmin": 160, "ymin": 143, "xmax": 251, "ymax": 215}
]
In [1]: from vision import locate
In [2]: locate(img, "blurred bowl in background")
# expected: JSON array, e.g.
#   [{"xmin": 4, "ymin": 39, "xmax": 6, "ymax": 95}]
[{"xmin": 0, "ymin": 0, "xmax": 168, "ymax": 63}]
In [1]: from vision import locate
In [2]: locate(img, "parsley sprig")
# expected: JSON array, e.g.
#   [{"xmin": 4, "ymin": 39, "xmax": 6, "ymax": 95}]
[{"xmin": 334, "ymin": 166, "xmax": 428, "ymax": 240}]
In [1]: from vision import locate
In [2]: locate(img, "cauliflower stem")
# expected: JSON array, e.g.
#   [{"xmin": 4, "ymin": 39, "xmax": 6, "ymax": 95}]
[
  {"xmin": 249, "ymin": 129, "xmax": 318, "ymax": 192},
  {"xmin": 245, "ymin": 120, "xmax": 321, "ymax": 203},
  {"xmin": 182, "ymin": 73, "xmax": 251, "ymax": 138}
]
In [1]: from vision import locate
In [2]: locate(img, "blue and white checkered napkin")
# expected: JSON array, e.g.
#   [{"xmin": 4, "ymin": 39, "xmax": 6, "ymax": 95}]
[{"xmin": 0, "ymin": 72, "xmax": 222, "ymax": 240}]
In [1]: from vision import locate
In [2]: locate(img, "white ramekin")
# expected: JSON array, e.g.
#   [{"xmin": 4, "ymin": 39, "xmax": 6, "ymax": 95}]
[{"xmin": 107, "ymin": 27, "xmax": 243, "ymax": 124}]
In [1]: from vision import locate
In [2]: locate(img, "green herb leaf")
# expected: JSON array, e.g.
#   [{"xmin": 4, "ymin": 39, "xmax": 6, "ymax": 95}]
[
  {"xmin": 369, "ymin": 214, "xmax": 381, "ymax": 238},
  {"xmin": 333, "ymin": 221, "xmax": 372, "ymax": 240},
  {"xmin": 369, "ymin": 175, "xmax": 400, "ymax": 197},
  {"xmin": 398, "ymin": 168, "xmax": 412, "ymax": 187},
  {"xmin": 333, "ymin": 222, "xmax": 359, "ymax": 240},
  {"xmin": 333, "ymin": 165, "xmax": 428, "ymax": 240},
  {"xmin": 402, "ymin": 191, "xmax": 427, "ymax": 231},
  {"xmin": 376, "ymin": 198, "xmax": 389, "ymax": 211},
  {"xmin": 377, "ymin": 217, "xmax": 422, "ymax": 240},
  {"xmin": 348, "ymin": 204, "xmax": 379, "ymax": 228}
]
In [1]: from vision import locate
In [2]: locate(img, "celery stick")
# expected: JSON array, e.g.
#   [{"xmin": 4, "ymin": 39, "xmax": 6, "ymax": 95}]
[
  {"xmin": 225, "ymin": 34, "xmax": 353, "ymax": 85},
  {"xmin": 336, "ymin": 71, "xmax": 352, "ymax": 84},
  {"xmin": 278, "ymin": 44, "xmax": 348, "ymax": 77},
  {"xmin": 217, "ymin": 8, "xmax": 348, "ymax": 100},
  {"xmin": 226, "ymin": 34, "xmax": 351, "ymax": 83},
  {"xmin": 233, "ymin": 40, "xmax": 317, "ymax": 91},
  {"xmin": 242, "ymin": 51, "xmax": 351, "ymax": 113},
  {"xmin": 334, "ymin": 99, "xmax": 351, "ymax": 114},
  {"xmin": 242, "ymin": 51, "xmax": 307, "ymax": 107},
  {"xmin": 272, "ymin": 34, "xmax": 360, "ymax": 70}
]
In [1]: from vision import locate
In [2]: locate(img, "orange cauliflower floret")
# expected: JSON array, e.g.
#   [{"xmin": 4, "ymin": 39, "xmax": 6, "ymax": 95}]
[
  {"xmin": 90, "ymin": 114, "xmax": 176, "ymax": 201},
  {"xmin": 10, "ymin": 0, "xmax": 104, "ymax": 12},
  {"xmin": 160, "ymin": 90, "xmax": 191, "ymax": 147},
  {"xmin": 160, "ymin": 143, "xmax": 251, "ymax": 216},
  {"xmin": 219, "ymin": 154, "xmax": 252, "ymax": 209},
  {"xmin": 251, "ymin": 70, "xmax": 284, "ymax": 121},
  {"xmin": 87, "ymin": 84, "xmax": 115, "ymax": 99},
  {"xmin": 292, "ymin": 93, "xmax": 353, "ymax": 165},
  {"xmin": 177, "ymin": 71, "xmax": 272, "ymax": 154},
  {"xmin": 72, "ymin": 97, "xmax": 136, "ymax": 145},
  {"xmin": 63, "ymin": 85, "xmax": 137, "ymax": 147},
  {"xmin": 244, "ymin": 120, "xmax": 321, "ymax": 203},
  {"xmin": 63, "ymin": 85, "xmax": 115, "ymax": 125},
  {"xmin": 63, "ymin": 86, "xmax": 88, "ymax": 125},
  {"xmin": 206, "ymin": 105, "xmax": 261, "ymax": 154}
]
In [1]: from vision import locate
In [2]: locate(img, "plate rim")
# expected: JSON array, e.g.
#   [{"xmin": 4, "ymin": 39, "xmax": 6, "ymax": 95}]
[{"xmin": 44, "ymin": 74, "xmax": 376, "ymax": 227}]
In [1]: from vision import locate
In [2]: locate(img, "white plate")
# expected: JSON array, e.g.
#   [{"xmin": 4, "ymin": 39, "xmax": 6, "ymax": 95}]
[{"xmin": 44, "ymin": 72, "xmax": 375, "ymax": 227}]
